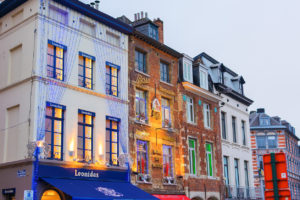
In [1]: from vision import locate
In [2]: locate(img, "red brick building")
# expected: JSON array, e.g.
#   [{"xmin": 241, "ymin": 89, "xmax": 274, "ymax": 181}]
[{"xmin": 177, "ymin": 54, "xmax": 224, "ymax": 200}]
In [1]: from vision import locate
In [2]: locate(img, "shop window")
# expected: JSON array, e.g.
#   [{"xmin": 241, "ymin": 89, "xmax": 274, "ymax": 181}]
[
  {"xmin": 78, "ymin": 52, "xmax": 94, "ymax": 89},
  {"xmin": 45, "ymin": 102, "xmax": 64, "ymax": 160},
  {"xmin": 161, "ymin": 97, "xmax": 171, "ymax": 128},
  {"xmin": 41, "ymin": 189, "xmax": 61, "ymax": 200},
  {"xmin": 137, "ymin": 140, "xmax": 151, "ymax": 182},
  {"xmin": 106, "ymin": 117, "xmax": 119, "ymax": 166},
  {"xmin": 189, "ymin": 139, "xmax": 197, "ymax": 175},
  {"xmin": 77, "ymin": 110, "xmax": 94, "ymax": 162},
  {"xmin": 135, "ymin": 89, "xmax": 147, "ymax": 123},
  {"xmin": 47, "ymin": 41, "xmax": 66, "ymax": 81},
  {"xmin": 106, "ymin": 62, "xmax": 119, "ymax": 97},
  {"xmin": 163, "ymin": 145, "xmax": 174, "ymax": 184},
  {"xmin": 206, "ymin": 143, "xmax": 213, "ymax": 177}
]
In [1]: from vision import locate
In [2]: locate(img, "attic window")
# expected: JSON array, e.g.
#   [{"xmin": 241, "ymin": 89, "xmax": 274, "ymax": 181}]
[
  {"xmin": 260, "ymin": 117, "xmax": 270, "ymax": 126},
  {"xmin": 106, "ymin": 31, "xmax": 120, "ymax": 47},
  {"xmin": 199, "ymin": 68, "xmax": 208, "ymax": 90},
  {"xmin": 49, "ymin": 5, "xmax": 68, "ymax": 25},
  {"xmin": 80, "ymin": 18, "xmax": 95, "ymax": 36},
  {"xmin": 148, "ymin": 24, "xmax": 158, "ymax": 40}
]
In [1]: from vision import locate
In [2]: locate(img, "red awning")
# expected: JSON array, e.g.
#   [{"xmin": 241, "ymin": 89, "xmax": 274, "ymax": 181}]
[{"xmin": 153, "ymin": 194, "xmax": 191, "ymax": 200}]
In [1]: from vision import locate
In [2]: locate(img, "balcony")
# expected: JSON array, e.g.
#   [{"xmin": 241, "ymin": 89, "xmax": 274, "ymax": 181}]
[{"xmin": 224, "ymin": 185, "xmax": 258, "ymax": 199}]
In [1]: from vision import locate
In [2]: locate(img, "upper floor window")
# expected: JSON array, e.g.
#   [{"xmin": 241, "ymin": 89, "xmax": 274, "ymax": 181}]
[
  {"xmin": 232, "ymin": 116, "xmax": 237, "ymax": 143},
  {"xmin": 183, "ymin": 61, "xmax": 193, "ymax": 83},
  {"xmin": 242, "ymin": 120, "xmax": 246, "ymax": 145},
  {"xmin": 206, "ymin": 143, "xmax": 213, "ymax": 177},
  {"xmin": 45, "ymin": 102, "xmax": 65, "ymax": 160},
  {"xmin": 256, "ymin": 136, "xmax": 266, "ymax": 149},
  {"xmin": 186, "ymin": 96, "xmax": 195, "ymax": 123},
  {"xmin": 49, "ymin": 5, "xmax": 68, "ymax": 25},
  {"xmin": 203, "ymin": 103, "xmax": 211, "ymax": 129},
  {"xmin": 149, "ymin": 24, "xmax": 158, "ymax": 40},
  {"xmin": 162, "ymin": 98, "xmax": 171, "ymax": 128},
  {"xmin": 163, "ymin": 145, "xmax": 173, "ymax": 177},
  {"xmin": 189, "ymin": 139, "xmax": 197, "ymax": 175},
  {"xmin": 106, "ymin": 62, "xmax": 119, "ymax": 97},
  {"xmin": 200, "ymin": 69, "xmax": 208, "ymax": 90},
  {"xmin": 223, "ymin": 156, "xmax": 229, "ymax": 185},
  {"xmin": 135, "ymin": 50, "xmax": 146, "ymax": 73},
  {"xmin": 137, "ymin": 140, "xmax": 148, "ymax": 174},
  {"xmin": 160, "ymin": 62, "xmax": 170, "ymax": 83},
  {"xmin": 221, "ymin": 112, "xmax": 227, "ymax": 139},
  {"xmin": 78, "ymin": 52, "xmax": 94, "ymax": 89},
  {"xmin": 47, "ymin": 41, "xmax": 66, "ymax": 81},
  {"xmin": 106, "ymin": 117, "xmax": 120, "ymax": 166},
  {"xmin": 256, "ymin": 135, "xmax": 277, "ymax": 149},
  {"xmin": 234, "ymin": 159, "xmax": 240, "ymax": 187},
  {"xmin": 106, "ymin": 31, "xmax": 120, "ymax": 47},
  {"xmin": 260, "ymin": 117, "xmax": 270, "ymax": 126},
  {"xmin": 135, "ymin": 89, "xmax": 147, "ymax": 123},
  {"xmin": 78, "ymin": 110, "xmax": 94, "ymax": 162},
  {"xmin": 267, "ymin": 135, "xmax": 277, "ymax": 148},
  {"xmin": 244, "ymin": 161, "xmax": 249, "ymax": 188}
]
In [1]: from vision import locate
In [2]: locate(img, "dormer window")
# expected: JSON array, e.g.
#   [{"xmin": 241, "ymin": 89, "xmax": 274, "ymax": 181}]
[
  {"xmin": 183, "ymin": 60, "xmax": 193, "ymax": 83},
  {"xmin": 149, "ymin": 24, "xmax": 158, "ymax": 40},
  {"xmin": 199, "ymin": 68, "xmax": 208, "ymax": 90},
  {"xmin": 260, "ymin": 117, "xmax": 270, "ymax": 126},
  {"xmin": 239, "ymin": 82, "xmax": 244, "ymax": 95}
]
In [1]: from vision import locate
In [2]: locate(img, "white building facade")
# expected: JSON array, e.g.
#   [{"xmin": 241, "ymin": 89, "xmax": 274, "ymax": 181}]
[{"xmin": 197, "ymin": 53, "xmax": 255, "ymax": 199}]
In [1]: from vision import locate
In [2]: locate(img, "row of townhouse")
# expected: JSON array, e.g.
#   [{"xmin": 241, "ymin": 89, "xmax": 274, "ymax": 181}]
[{"xmin": 0, "ymin": 0, "xmax": 276, "ymax": 200}]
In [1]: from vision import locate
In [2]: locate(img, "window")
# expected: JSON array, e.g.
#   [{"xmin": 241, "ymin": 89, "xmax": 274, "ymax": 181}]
[
  {"xmin": 78, "ymin": 52, "xmax": 94, "ymax": 89},
  {"xmin": 186, "ymin": 96, "xmax": 194, "ymax": 123},
  {"xmin": 137, "ymin": 140, "xmax": 148, "ymax": 174},
  {"xmin": 244, "ymin": 161, "xmax": 249, "ymax": 187},
  {"xmin": 223, "ymin": 156, "xmax": 229, "ymax": 185},
  {"xmin": 106, "ymin": 117, "xmax": 119, "ymax": 166},
  {"xmin": 183, "ymin": 61, "xmax": 193, "ymax": 82},
  {"xmin": 163, "ymin": 145, "xmax": 173, "ymax": 177},
  {"xmin": 9, "ymin": 44, "xmax": 22, "ymax": 84},
  {"xmin": 149, "ymin": 24, "xmax": 158, "ymax": 40},
  {"xmin": 77, "ymin": 110, "xmax": 94, "ymax": 162},
  {"xmin": 232, "ymin": 116, "xmax": 237, "ymax": 143},
  {"xmin": 160, "ymin": 62, "xmax": 170, "ymax": 83},
  {"xmin": 106, "ymin": 62, "xmax": 119, "ymax": 97},
  {"xmin": 256, "ymin": 136, "xmax": 266, "ymax": 149},
  {"xmin": 135, "ymin": 89, "xmax": 147, "ymax": 122},
  {"xmin": 221, "ymin": 112, "xmax": 227, "ymax": 139},
  {"xmin": 106, "ymin": 31, "xmax": 120, "ymax": 47},
  {"xmin": 200, "ymin": 69, "xmax": 208, "ymax": 90},
  {"xmin": 267, "ymin": 135, "xmax": 277, "ymax": 148},
  {"xmin": 260, "ymin": 117, "xmax": 270, "ymax": 126},
  {"xmin": 162, "ymin": 98, "xmax": 171, "ymax": 128},
  {"xmin": 203, "ymin": 103, "xmax": 211, "ymax": 128},
  {"xmin": 80, "ymin": 18, "xmax": 95, "ymax": 36},
  {"xmin": 47, "ymin": 41, "xmax": 66, "ymax": 81},
  {"xmin": 242, "ymin": 120, "xmax": 246, "ymax": 145},
  {"xmin": 135, "ymin": 50, "xmax": 146, "ymax": 73},
  {"xmin": 234, "ymin": 159, "xmax": 240, "ymax": 187},
  {"xmin": 206, "ymin": 143, "xmax": 213, "ymax": 177},
  {"xmin": 49, "ymin": 5, "xmax": 68, "ymax": 25},
  {"xmin": 45, "ymin": 103, "xmax": 64, "ymax": 160},
  {"xmin": 189, "ymin": 139, "xmax": 197, "ymax": 175}
]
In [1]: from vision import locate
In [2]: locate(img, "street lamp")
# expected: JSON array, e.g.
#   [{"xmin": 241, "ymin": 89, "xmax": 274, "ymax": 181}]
[{"xmin": 30, "ymin": 140, "xmax": 43, "ymax": 200}]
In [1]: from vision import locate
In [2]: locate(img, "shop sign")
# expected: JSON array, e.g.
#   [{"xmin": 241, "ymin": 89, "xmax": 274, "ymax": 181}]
[
  {"xmin": 136, "ymin": 74, "xmax": 150, "ymax": 85},
  {"xmin": 136, "ymin": 130, "xmax": 150, "ymax": 137},
  {"xmin": 152, "ymin": 98, "xmax": 160, "ymax": 112},
  {"xmin": 24, "ymin": 190, "xmax": 33, "ymax": 200},
  {"xmin": 2, "ymin": 188, "xmax": 15, "ymax": 195},
  {"xmin": 75, "ymin": 169, "xmax": 99, "ymax": 178},
  {"xmin": 152, "ymin": 149, "xmax": 162, "ymax": 169},
  {"xmin": 17, "ymin": 169, "xmax": 26, "ymax": 177}
]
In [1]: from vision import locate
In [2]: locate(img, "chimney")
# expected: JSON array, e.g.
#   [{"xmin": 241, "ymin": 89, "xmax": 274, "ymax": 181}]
[
  {"xmin": 134, "ymin": 13, "xmax": 137, "ymax": 21},
  {"xmin": 153, "ymin": 18, "xmax": 164, "ymax": 43},
  {"xmin": 273, "ymin": 116, "xmax": 281, "ymax": 122},
  {"xmin": 95, "ymin": 0, "xmax": 100, "ymax": 10},
  {"xmin": 145, "ymin": 12, "xmax": 148, "ymax": 18},
  {"xmin": 257, "ymin": 108, "xmax": 265, "ymax": 113},
  {"xmin": 90, "ymin": 2, "xmax": 95, "ymax": 8},
  {"xmin": 141, "ymin": 11, "xmax": 144, "ymax": 19},
  {"xmin": 137, "ymin": 13, "xmax": 140, "ymax": 20}
]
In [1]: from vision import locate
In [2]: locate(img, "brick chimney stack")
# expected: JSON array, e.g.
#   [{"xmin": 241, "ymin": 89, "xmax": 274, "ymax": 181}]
[{"xmin": 153, "ymin": 18, "xmax": 164, "ymax": 43}]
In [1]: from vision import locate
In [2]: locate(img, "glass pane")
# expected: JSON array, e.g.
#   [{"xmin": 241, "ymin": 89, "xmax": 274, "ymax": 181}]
[
  {"xmin": 189, "ymin": 139, "xmax": 194, "ymax": 148},
  {"xmin": 56, "ymin": 47, "xmax": 63, "ymax": 58},
  {"xmin": 78, "ymin": 114, "xmax": 84, "ymax": 123},
  {"xmin": 47, "ymin": 67, "xmax": 54, "ymax": 78},
  {"xmin": 56, "ymin": 69, "xmax": 63, "ymax": 80},
  {"xmin": 111, "ymin": 68, "xmax": 117, "ymax": 76},
  {"xmin": 46, "ymin": 106, "xmax": 52, "ymax": 116},
  {"xmin": 112, "ymin": 143, "xmax": 118, "ymax": 153},
  {"xmin": 77, "ymin": 149, "xmax": 83, "ymax": 160},
  {"xmin": 78, "ymin": 125, "xmax": 83, "ymax": 137},
  {"xmin": 54, "ymin": 120, "xmax": 62, "ymax": 133},
  {"xmin": 47, "ymin": 55, "xmax": 54, "ymax": 66},
  {"xmin": 53, "ymin": 146, "xmax": 61, "ymax": 159},
  {"xmin": 85, "ymin": 126, "xmax": 92, "ymax": 138},
  {"xmin": 86, "ymin": 68, "xmax": 92, "ymax": 78},
  {"xmin": 45, "ymin": 132, "xmax": 51, "ymax": 145},
  {"xmin": 45, "ymin": 118, "xmax": 52, "ymax": 132},
  {"xmin": 79, "ymin": 56, "xmax": 84, "ymax": 65},
  {"xmin": 78, "ymin": 66, "xmax": 84, "ymax": 76},
  {"xmin": 54, "ymin": 133, "xmax": 61, "ymax": 146},
  {"xmin": 77, "ymin": 137, "xmax": 83, "ymax": 149},
  {"xmin": 85, "ymin": 139, "xmax": 91, "ymax": 150},
  {"xmin": 86, "ymin": 58, "xmax": 92, "ymax": 68},
  {"xmin": 111, "ymin": 77, "xmax": 117, "ymax": 86},
  {"xmin": 106, "ymin": 66, "xmax": 110, "ymax": 74},
  {"xmin": 54, "ymin": 108, "xmax": 62, "ymax": 118},
  {"xmin": 48, "ymin": 44, "xmax": 54, "ymax": 55},
  {"xmin": 85, "ymin": 79, "xmax": 92, "ymax": 89},
  {"xmin": 85, "ymin": 150, "xmax": 91, "ymax": 161},
  {"xmin": 106, "ymin": 120, "xmax": 110, "ymax": 129},
  {"xmin": 112, "ymin": 131, "xmax": 118, "ymax": 142},
  {"xmin": 56, "ymin": 58, "xmax": 63, "ymax": 69},
  {"xmin": 112, "ymin": 154, "xmax": 118, "ymax": 165},
  {"xmin": 112, "ymin": 121, "xmax": 118, "ymax": 130},
  {"xmin": 112, "ymin": 86, "xmax": 117, "ymax": 96}
]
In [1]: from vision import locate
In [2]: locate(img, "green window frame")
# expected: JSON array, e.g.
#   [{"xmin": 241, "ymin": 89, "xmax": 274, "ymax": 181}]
[
  {"xmin": 189, "ymin": 139, "xmax": 197, "ymax": 175},
  {"xmin": 206, "ymin": 143, "xmax": 213, "ymax": 177}
]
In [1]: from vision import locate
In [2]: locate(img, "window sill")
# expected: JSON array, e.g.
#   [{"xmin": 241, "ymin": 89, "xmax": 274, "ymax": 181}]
[
  {"xmin": 134, "ymin": 120, "xmax": 151, "ymax": 127},
  {"xmin": 160, "ymin": 80, "xmax": 173, "ymax": 87},
  {"xmin": 135, "ymin": 69, "xmax": 150, "ymax": 77},
  {"xmin": 187, "ymin": 121, "xmax": 197, "ymax": 126},
  {"xmin": 207, "ymin": 176, "xmax": 217, "ymax": 180},
  {"xmin": 163, "ymin": 183, "xmax": 177, "ymax": 186},
  {"xmin": 136, "ymin": 181, "xmax": 152, "ymax": 185},
  {"xmin": 161, "ymin": 127, "xmax": 176, "ymax": 132}
]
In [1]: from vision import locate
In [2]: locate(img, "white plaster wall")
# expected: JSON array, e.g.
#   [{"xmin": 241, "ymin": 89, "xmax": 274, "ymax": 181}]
[{"xmin": 220, "ymin": 94, "xmax": 254, "ymax": 188}]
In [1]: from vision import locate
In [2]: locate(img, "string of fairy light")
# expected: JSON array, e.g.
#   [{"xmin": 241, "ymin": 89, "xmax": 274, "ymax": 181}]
[{"xmin": 35, "ymin": 0, "xmax": 129, "ymax": 156}]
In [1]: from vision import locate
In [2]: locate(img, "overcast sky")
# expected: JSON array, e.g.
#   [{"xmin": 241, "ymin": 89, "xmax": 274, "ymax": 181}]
[{"xmin": 84, "ymin": 0, "xmax": 300, "ymax": 138}]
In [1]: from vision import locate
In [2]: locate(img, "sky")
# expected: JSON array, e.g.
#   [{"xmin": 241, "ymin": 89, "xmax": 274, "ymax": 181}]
[{"xmin": 84, "ymin": 0, "xmax": 300, "ymax": 138}]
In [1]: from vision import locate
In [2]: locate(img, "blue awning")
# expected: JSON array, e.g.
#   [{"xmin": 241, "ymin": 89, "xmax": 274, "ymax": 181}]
[{"xmin": 41, "ymin": 177, "xmax": 158, "ymax": 200}]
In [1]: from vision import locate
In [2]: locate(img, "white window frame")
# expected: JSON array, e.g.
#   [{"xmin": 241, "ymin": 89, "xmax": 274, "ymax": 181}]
[
  {"xmin": 183, "ymin": 61, "xmax": 193, "ymax": 83},
  {"xmin": 203, "ymin": 103, "xmax": 211, "ymax": 129},
  {"xmin": 199, "ymin": 68, "xmax": 208, "ymax": 90},
  {"xmin": 186, "ymin": 96, "xmax": 195, "ymax": 123}
]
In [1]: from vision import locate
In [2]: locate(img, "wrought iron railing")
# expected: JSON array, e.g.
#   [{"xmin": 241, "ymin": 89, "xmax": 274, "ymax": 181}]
[{"xmin": 223, "ymin": 185, "xmax": 258, "ymax": 199}]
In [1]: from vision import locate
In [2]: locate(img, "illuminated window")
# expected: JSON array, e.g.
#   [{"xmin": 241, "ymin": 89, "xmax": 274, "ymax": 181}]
[
  {"xmin": 137, "ymin": 140, "xmax": 148, "ymax": 174},
  {"xmin": 135, "ymin": 89, "xmax": 147, "ymax": 122},
  {"xmin": 45, "ymin": 102, "xmax": 65, "ymax": 160},
  {"xmin": 41, "ymin": 189, "xmax": 61, "ymax": 200},
  {"xmin": 47, "ymin": 41, "xmax": 66, "ymax": 81},
  {"xmin": 106, "ymin": 62, "xmax": 119, "ymax": 97},
  {"xmin": 206, "ymin": 143, "xmax": 213, "ymax": 177},
  {"xmin": 163, "ymin": 145, "xmax": 173, "ymax": 177},
  {"xmin": 78, "ymin": 52, "xmax": 94, "ymax": 89},
  {"xmin": 78, "ymin": 110, "xmax": 94, "ymax": 162},
  {"xmin": 106, "ymin": 117, "xmax": 119, "ymax": 166},
  {"xmin": 161, "ymin": 98, "xmax": 171, "ymax": 128},
  {"xmin": 189, "ymin": 139, "xmax": 197, "ymax": 175}
]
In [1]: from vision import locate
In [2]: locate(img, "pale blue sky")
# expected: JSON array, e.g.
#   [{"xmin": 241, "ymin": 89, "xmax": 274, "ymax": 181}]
[{"xmin": 84, "ymin": 0, "xmax": 300, "ymax": 138}]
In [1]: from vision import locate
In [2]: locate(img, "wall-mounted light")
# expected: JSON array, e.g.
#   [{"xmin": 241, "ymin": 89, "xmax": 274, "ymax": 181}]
[
  {"xmin": 69, "ymin": 140, "xmax": 74, "ymax": 157},
  {"xmin": 99, "ymin": 144, "xmax": 104, "ymax": 159}
]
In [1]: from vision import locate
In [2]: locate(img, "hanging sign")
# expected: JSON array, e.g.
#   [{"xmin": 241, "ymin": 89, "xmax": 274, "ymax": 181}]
[
  {"xmin": 2, "ymin": 188, "xmax": 15, "ymax": 195},
  {"xmin": 152, "ymin": 98, "xmax": 160, "ymax": 112}
]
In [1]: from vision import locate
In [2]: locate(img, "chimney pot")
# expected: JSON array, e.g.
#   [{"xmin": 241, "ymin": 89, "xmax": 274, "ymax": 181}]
[
  {"xmin": 141, "ymin": 11, "xmax": 144, "ymax": 19},
  {"xmin": 257, "ymin": 108, "xmax": 265, "ymax": 113},
  {"xmin": 145, "ymin": 12, "xmax": 148, "ymax": 18},
  {"xmin": 137, "ymin": 13, "xmax": 140, "ymax": 20},
  {"xmin": 134, "ymin": 14, "xmax": 137, "ymax": 21}
]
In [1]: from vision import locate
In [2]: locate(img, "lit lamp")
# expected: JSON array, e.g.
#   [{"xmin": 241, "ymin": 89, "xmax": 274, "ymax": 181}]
[
  {"xmin": 69, "ymin": 140, "xmax": 74, "ymax": 157},
  {"xmin": 99, "ymin": 144, "xmax": 104, "ymax": 160}
]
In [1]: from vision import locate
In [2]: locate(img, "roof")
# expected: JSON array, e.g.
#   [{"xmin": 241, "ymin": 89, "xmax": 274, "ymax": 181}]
[
  {"xmin": 0, "ymin": 0, "xmax": 133, "ymax": 34},
  {"xmin": 131, "ymin": 17, "xmax": 158, "ymax": 28}
]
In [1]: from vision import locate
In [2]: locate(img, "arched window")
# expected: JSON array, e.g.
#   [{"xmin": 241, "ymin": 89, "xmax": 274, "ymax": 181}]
[{"xmin": 41, "ymin": 190, "xmax": 61, "ymax": 200}]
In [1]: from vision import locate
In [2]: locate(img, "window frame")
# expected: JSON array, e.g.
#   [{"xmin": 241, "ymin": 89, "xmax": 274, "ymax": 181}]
[
  {"xmin": 135, "ymin": 50, "xmax": 147, "ymax": 73},
  {"xmin": 78, "ymin": 52, "xmax": 94, "ymax": 89},
  {"xmin": 244, "ymin": 161, "xmax": 249, "ymax": 188},
  {"xmin": 183, "ymin": 60, "xmax": 193, "ymax": 83},
  {"xmin": 161, "ymin": 97, "xmax": 171, "ymax": 128},
  {"xmin": 234, "ymin": 158, "xmax": 240, "ymax": 187},
  {"xmin": 242, "ymin": 120, "xmax": 246, "ymax": 145},
  {"xmin": 232, "ymin": 116, "xmax": 237, "ymax": 143},
  {"xmin": 77, "ymin": 110, "xmax": 94, "ymax": 162},
  {"xmin": 137, "ymin": 140, "xmax": 149, "ymax": 175},
  {"xmin": 199, "ymin": 68, "xmax": 208, "ymax": 90},
  {"xmin": 163, "ymin": 145, "xmax": 173, "ymax": 177},
  {"xmin": 203, "ymin": 103, "xmax": 211, "ymax": 129},
  {"xmin": 223, "ymin": 156, "xmax": 229, "ymax": 185},
  {"xmin": 206, "ymin": 143, "xmax": 213, "ymax": 177},
  {"xmin": 45, "ymin": 102, "xmax": 65, "ymax": 161},
  {"xmin": 160, "ymin": 61, "xmax": 170, "ymax": 83},
  {"xmin": 221, "ymin": 111, "xmax": 227, "ymax": 139},
  {"xmin": 135, "ymin": 89, "xmax": 147, "ymax": 122},
  {"xmin": 47, "ymin": 42, "xmax": 65, "ymax": 81},
  {"xmin": 106, "ymin": 117, "xmax": 120, "ymax": 166},
  {"xmin": 189, "ymin": 138, "xmax": 197, "ymax": 175},
  {"xmin": 105, "ymin": 62, "xmax": 119, "ymax": 97}
]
